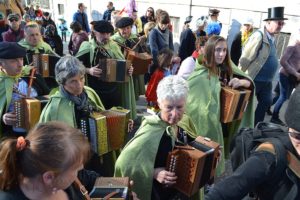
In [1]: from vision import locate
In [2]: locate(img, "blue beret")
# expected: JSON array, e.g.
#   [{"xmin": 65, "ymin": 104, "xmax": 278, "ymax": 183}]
[
  {"xmin": 116, "ymin": 17, "xmax": 134, "ymax": 28},
  {"xmin": 0, "ymin": 42, "xmax": 26, "ymax": 59}
]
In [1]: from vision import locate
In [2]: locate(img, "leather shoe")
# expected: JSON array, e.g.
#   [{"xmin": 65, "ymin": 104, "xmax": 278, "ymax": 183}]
[{"xmin": 270, "ymin": 117, "xmax": 285, "ymax": 126}]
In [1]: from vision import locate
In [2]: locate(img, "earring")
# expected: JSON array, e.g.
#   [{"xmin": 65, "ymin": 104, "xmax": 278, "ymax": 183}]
[{"xmin": 52, "ymin": 187, "xmax": 57, "ymax": 195}]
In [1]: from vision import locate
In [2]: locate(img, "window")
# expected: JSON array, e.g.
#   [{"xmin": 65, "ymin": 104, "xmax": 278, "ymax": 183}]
[{"xmin": 58, "ymin": 4, "xmax": 64, "ymax": 15}]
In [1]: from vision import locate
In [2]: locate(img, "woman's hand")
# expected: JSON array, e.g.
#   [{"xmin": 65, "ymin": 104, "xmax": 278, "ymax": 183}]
[
  {"xmin": 153, "ymin": 167, "xmax": 177, "ymax": 187},
  {"xmin": 128, "ymin": 65, "xmax": 134, "ymax": 76},
  {"xmin": 87, "ymin": 64, "xmax": 102, "ymax": 78},
  {"xmin": 2, "ymin": 112, "xmax": 17, "ymax": 126},
  {"xmin": 228, "ymin": 78, "xmax": 251, "ymax": 89},
  {"xmin": 128, "ymin": 119, "xmax": 134, "ymax": 132}
]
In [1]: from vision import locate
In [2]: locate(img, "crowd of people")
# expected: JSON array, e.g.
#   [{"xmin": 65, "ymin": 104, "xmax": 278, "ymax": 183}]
[{"xmin": 0, "ymin": 1, "xmax": 299, "ymax": 200}]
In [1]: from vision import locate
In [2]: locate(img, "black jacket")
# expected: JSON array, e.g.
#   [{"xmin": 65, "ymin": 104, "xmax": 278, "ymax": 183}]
[{"xmin": 205, "ymin": 134, "xmax": 300, "ymax": 200}]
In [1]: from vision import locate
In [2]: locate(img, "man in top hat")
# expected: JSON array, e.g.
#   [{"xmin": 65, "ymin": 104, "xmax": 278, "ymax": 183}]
[
  {"xmin": 2, "ymin": 13, "xmax": 24, "ymax": 42},
  {"xmin": 0, "ymin": 42, "xmax": 44, "ymax": 137},
  {"xmin": 178, "ymin": 15, "xmax": 196, "ymax": 62},
  {"xmin": 239, "ymin": 6, "xmax": 287, "ymax": 125},
  {"xmin": 76, "ymin": 20, "xmax": 136, "ymax": 120},
  {"xmin": 111, "ymin": 16, "xmax": 148, "ymax": 100},
  {"xmin": 207, "ymin": 8, "xmax": 222, "ymax": 34},
  {"xmin": 205, "ymin": 85, "xmax": 300, "ymax": 199}
]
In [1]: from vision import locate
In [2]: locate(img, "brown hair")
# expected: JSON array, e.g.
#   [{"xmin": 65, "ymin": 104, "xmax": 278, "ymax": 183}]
[
  {"xmin": 157, "ymin": 48, "xmax": 173, "ymax": 70},
  {"xmin": 0, "ymin": 121, "xmax": 90, "ymax": 190},
  {"xmin": 156, "ymin": 10, "xmax": 170, "ymax": 24},
  {"xmin": 203, "ymin": 35, "xmax": 232, "ymax": 77}
]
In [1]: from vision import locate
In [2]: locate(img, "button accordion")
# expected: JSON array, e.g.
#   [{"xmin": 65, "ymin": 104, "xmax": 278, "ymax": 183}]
[
  {"xmin": 166, "ymin": 136, "xmax": 220, "ymax": 197},
  {"xmin": 80, "ymin": 107, "xmax": 130, "ymax": 155},
  {"xmin": 98, "ymin": 59, "xmax": 131, "ymax": 82},
  {"xmin": 125, "ymin": 50, "xmax": 152, "ymax": 75},
  {"xmin": 14, "ymin": 98, "xmax": 41, "ymax": 131},
  {"xmin": 32, "ymin": 54, "xmax": 60, "ymax": 77},
  {"xmin": 89, "ymin": 177, "xmax": 130, "ymax": 200},
  {"xmin": 220, "ymin": 86, "xmax": 251, "ymax": 123}
]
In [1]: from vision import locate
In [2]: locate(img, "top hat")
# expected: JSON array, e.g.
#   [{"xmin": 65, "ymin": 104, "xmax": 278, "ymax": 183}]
[{"xmin": 264, "ymin": 7, "xmax": 288, "ymax": 21}]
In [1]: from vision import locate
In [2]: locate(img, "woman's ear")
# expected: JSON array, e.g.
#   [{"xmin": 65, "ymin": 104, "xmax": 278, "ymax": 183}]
[{"xmin": 42, "ymin": 171, "xmax": 56, "ymax": 186}]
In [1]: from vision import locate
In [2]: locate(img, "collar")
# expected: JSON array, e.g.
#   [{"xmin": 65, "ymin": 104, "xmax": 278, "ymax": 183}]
[{"xmin": 265, "ymin": 29, "xmax": 275, "ymax": 43}]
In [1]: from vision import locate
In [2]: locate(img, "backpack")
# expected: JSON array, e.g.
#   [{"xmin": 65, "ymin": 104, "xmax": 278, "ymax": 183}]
[{"xmin": 229, "ymin": 122, "xmax": 300, "ymax": 199}]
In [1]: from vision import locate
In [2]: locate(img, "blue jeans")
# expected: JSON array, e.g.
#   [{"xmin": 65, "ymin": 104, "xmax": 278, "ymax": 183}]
[
  {"xmin": 272, "ymin": 73, "xmax": 295, "ymax": 118},
  {"xmin": 254, "ymin": 81, "xmax": 273, "ymax": 125}
]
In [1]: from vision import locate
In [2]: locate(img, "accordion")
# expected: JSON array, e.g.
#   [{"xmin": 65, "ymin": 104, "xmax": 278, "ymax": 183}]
[
  {"xmin": 98, "ymin": 59, "xmax": 131, "ymax": 82},
  {"xmin": 125, "ymin": 50, "xmax": 152, "ymax": 75},
  {"xmin": 220, "ymin": 86, "xmax": 251, "ymax": 123},
  {"xmin": 101, "ymin": 107, "xmax": 130, "ymax": 151},
  {"xmin": 32, "ymin": 54, "xmax": 60, "ymax": 77},
  {"xmin": 80, "ymin": 112, "xmax": 109, "ymax": 156},
  {"xmin": 90, "ymin": 177, "xmax": 130, "ymax": 200},
  {"xmin": 14, "ymin": 98, "xmax": 41, "ymax": 131},
  {"xmin": 166, "ymin": 136, "xmax": 220, "ymax": 197}
]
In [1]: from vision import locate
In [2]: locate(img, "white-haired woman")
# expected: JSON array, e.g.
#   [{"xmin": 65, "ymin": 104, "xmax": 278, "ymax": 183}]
[{"xmin": 115, "ymin": 75, "xmax": 201, "ymax": 200}]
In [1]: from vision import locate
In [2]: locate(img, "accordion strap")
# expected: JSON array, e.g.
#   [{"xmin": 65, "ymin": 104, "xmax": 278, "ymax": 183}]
[{"xmin": 74, "ymin": 177, "xmax": 91, "ymax": 200}]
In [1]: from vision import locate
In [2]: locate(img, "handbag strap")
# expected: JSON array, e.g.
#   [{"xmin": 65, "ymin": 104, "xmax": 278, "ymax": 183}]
[
  {"xmin": 74, "ymin": 177, "xmax": 91, "ymax": 200},
  {"xmin": 74, "ymin": 177, "xmax": 120, "ymax": 200}
]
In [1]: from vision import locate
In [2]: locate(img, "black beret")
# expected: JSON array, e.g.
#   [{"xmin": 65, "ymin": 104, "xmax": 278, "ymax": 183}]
[
  {"xmin": 285, "ymin": 85, "xmax": 300, "ymax": 132},
  {"xmin": 115, "ymin": 17, "xmax": 134, "ymax": 28},
  {"xmin": 92, "ymin": 20, "xmax": 114, "ymax": 33},
  {"xmin": 0, "ymin": 42, "xmax": 26, "ymax": 59}
]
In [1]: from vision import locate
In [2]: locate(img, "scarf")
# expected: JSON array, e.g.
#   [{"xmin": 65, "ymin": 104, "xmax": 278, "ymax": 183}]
[{"xmin": 59, "ymin": 85, "xmax": 89, "ymax": 111}]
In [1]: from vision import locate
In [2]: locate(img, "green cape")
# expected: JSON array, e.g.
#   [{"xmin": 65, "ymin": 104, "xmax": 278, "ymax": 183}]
[
  {"xmin": 39, "ymin": 86, "xmax": 117, "ymax": 176},
  {"xmin": 18, "ymin": 39, "xmax": 55, "ymax": 54},
  {"xmin": 39, "ymin": 86, "xmax": 104, "ymax": 127},
  {"xmin": 114, "ymin": 114, "xmax": 203, "ymax": 200},
  {"xmin": 0, "ymin": 67, "xmax": 31, "ymax": 136},
  {"xmin": 111, "ymin": 32, "xmax": 146, "ymax": 100},
  {"xmin": 76, "ymin": 39, "xmax": 137, "ymax": 120},
  {"xmin": 186, "ymin": 61, "xmax": 255, "ymax": 175}
]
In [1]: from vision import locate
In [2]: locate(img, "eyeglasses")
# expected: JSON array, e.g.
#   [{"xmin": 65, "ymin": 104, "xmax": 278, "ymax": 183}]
[{"xmin": 289, "ymin": 131, "xmax": 300, "ymax": 140}]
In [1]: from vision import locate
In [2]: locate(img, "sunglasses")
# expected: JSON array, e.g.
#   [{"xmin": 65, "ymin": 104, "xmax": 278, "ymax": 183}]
[
  {"xmin": 289, "ymin": 131, "xmax": 300, "ymax": 140},
  {"xmin": 9, "ymin": 18, "xmax": 18, "ymax": 22}
]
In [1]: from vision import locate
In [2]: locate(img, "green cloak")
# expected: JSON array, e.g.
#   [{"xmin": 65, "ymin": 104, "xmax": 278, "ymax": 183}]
[
  {"xmin": 111, "ymin": 32, "xmax": 146, "ymax": 100},
  {"xmin": 39, "ymin": 86, "xmax": 117, "ymax": 176},
  {"xmin": 39, "ymin": 86, "xmax": 104, "ymax": 126},
  {"xmin": 76, "ymin": 39, "xmax": 137, "ymax": 120},
  {"xmin": 185, "ymin": 61, "xmax": 255, "ymax": 175},
  {"xmin": 18, "ymin": 39, "xmax": 55, "ymax": 54},
  {"xmin": 0, "ymin": 67, "xmax": 31, "ymax": 136},
  {"xmin": 114, "ymin": 114, "xmax": 203, "ymax": 200}
]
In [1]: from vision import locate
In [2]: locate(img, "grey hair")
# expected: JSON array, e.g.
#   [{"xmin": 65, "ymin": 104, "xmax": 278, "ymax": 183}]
[
  {"xmin": 24, "ymin": 22, "xmax": 40, "ymax": 34},
  {"xmin": 55, "ymin": 55, "xmax": 86, "ymax": 85},
  {"xmin": 157, "ymin": 75, "xmax": 189, "ymax": 103}
]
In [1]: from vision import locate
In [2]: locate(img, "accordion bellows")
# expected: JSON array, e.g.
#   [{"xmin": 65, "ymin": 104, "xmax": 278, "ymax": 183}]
[
  {"xmin": 125, "ymin": 50, "xmax": 152, "ymax": 75},
  {"xmin": 220, "ymin": 86, "xmax": 251, "ymax": 123},
  {"xmin": 166, "ymin": 136, "xmax": 220, "ymax": 197},
  {"xmin": 80, "ymin": 107, "xmax": 130, "ymax": 155},
  {"xmin": 14, "ymin": 98, "xmax": 41, "ymax": 131},
  {"xmin": 98, "ymin": 59, "xmax": 131, "ymax": 82}
]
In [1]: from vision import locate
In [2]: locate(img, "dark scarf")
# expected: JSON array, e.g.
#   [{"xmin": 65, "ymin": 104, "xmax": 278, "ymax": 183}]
[{"xmin": 59, "ymin": 85, "xmax": 89, "ymax": 111}]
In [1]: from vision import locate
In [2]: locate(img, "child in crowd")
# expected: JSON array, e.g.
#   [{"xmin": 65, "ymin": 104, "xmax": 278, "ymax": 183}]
[
  {"xmin": 58, "ymin": 18, "xmax": 68, "ymax": 42},
  {"xmin": 145, "ymin": 48, "xmax": 173, "ymax": 114}
]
